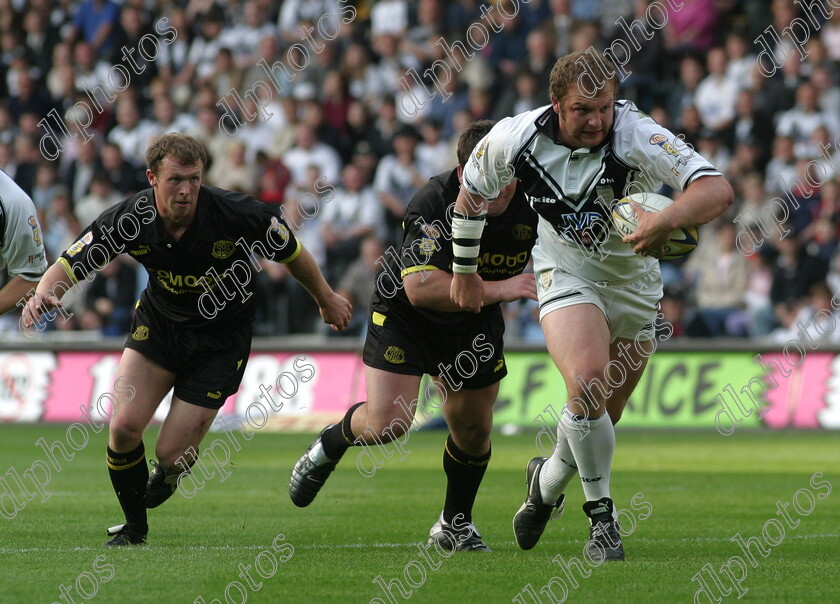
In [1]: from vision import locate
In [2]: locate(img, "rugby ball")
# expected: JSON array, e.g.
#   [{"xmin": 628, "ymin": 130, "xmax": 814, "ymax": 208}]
[{"xmin": 611, "ymin": 192, "xmax": 699, "ymax": 259}]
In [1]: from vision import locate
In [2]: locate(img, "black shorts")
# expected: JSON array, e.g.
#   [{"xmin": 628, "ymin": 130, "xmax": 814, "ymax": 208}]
[
  {"xmin": 124, "ymin": 301, "xmax": 251, "ymax": 409},
  {"xmin": 362, "ymin": 309, "xmax": 507, "ymax": 390}
]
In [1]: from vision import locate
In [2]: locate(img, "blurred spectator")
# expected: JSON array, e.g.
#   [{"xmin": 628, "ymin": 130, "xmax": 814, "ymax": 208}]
[
  {"xmin": 822, "ymin": 8, "xmax": 840, "ymax": 61},
  {"xmin": 219, "ymin": 0, "xmax": 275, "ymax": 67},
  {"xmin": 371, "ymin": 0, "xmax": 408, "ymax": 37},
  {"xmin": 181, "ymin": 7, "xmax": 227, "ymax": 85},
  {"xmin": 83, "ymin": 255, "xmax": 137, "ymax": 336},
  {"xmin": 43, "ymin": 185, "xmax": 81, "ymax": 262},
  {"xmin": 668, "ymin": 55, "xmax": 704, "ymax": 130},
  {"xmin": 74, "ymin": 170, "xmax": 122, "ymax": 227},
  {"xmin": 322, "ymin": 164, "xmax": 382, "ymax": 280},
  {"xmin": 493, "ymin": 68, "xmax": 542, "ymax": 121},
  {"xmin": 110, "ymin": 5, "xmax": 157, "ymax": 91},
  {"xmin": 764, "ymin": 136, "xmax": 798, "ymax": 196},
  {"xmin": 31, "ymin": 162, "xmax": 60, "ymax": 222},
  {"xmin": 63, "ymin": 138, "xmax": 98, "ymax": 204},
  {"xmin": 283, "ymin": 123, "xmax": 341, "ymax": 187},
  {"xmin": 335, "ymin": 235, "xmax": 385, "ymax": 337},
  {"xmin": 156, "ymin": 7, "xmax": 192, "ymax": 85},
  {"xmin": 685, "ymin": 221, "xmax": 750, "ymax": 337},
  {"xmin": 664, "ymin": 0, "xmax": 718, "ymax": 59},
  {"xmin": 374, "ymin": 125, "xmax": 427, "ymax": 248},
  {"xmin": 694, "ymin": 47, "xmax": 737, "ymax": 134},
  {"xmin": 724, "ymin": 31, "xmax": 755, "ymax": 90},
  {"xmin": 69, "ymin": 0, "xmax": 120, "ymax": 55},
  {"xmin": 207, "ymin": 140, "xmax": 257, "ymax": 194},
  {"xmin": 151, "ymin": 94, "xmax": 199, "ymax": 138},
  {"xmin": 768, "ymin": 231, "xmax": 829, "ymax": 332},
  {"xmin": 416, "ymin": 120, "xmax": 449, "ymax": 178},
  {"xmin": 107, "ymin": 97, "xmax": 157, "ymax": 166},
  {"xmin": 98, "ymin": 142, "xmax": 145, "ymax": 196},
  {"xmin": 776, "ymin": 82, "xmax": 840, "ymax": 159},
  {"xmin": 277, "ymin": 0, "xmax": 341, "ymax": 43},
  {"xmin": 341, "ymin": 43, "xmax": 387, "ymax": 105},
  {"xmin": 255, "ymin": 152, "xmax": 292, "ymax": 206},
  {"xmin": 610, "ymin": 0, "xmax": 664, "ymax": 111},
  {"xmin": 206, "ymin": 46, "xmax": 245, "ymax": 99}
]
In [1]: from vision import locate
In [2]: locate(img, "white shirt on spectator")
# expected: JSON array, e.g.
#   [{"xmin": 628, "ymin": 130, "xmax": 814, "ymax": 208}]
[
  {"xmin": 694, "ymin": 75, "xmax": 738, "ymax": 130},
  {"xmin": 284, "ymin": 143, "xmax": 341, "ymax": 187}
]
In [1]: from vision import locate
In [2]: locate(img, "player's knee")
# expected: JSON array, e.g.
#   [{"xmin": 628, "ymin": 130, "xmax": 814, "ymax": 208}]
[
  {"xmin": 449, "ymin": 420, "xmax": 491, "ymax": 451},
  {"xmin": 108, "ymin": 421, "xmax": 143, "ymax": 449},
  {"xmin": 567, "ymin": 369, "xmax": 612, "ymax": 408}
]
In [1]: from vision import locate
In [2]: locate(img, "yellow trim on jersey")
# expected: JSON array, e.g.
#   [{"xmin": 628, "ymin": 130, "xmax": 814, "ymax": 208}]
[
  {"xmin": 400, "ymin": 265, "xmax": 439, "ymax": 279},
  {"xmin": 372, "ymin": 311, "xmax": 387, "ymax": 326},
  {"xmin": 56, "ymin": 257, "xmax": 79, "ymax": 284},
  {"xmin": 278, "ymin": 239, "xmax": 302, "ymax": 264}
]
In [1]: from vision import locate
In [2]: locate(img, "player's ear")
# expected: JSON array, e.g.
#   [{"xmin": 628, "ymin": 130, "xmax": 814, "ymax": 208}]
[
  {"xmin": 456, "ymin": 165, "xmax": 463, "ymax": 183},
  {"xmin": 146, "ymin": 169, "xmax": 156, "ymax": 186}
]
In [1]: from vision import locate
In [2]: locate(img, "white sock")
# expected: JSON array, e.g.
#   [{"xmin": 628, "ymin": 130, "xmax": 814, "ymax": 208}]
[
  {"xmin": 539, "ymin": 424, "xmax": 578, "ymax": 503},
  {"xmin": 561, "ymin": 408, "xmax": 614, "ymax": 502},
  {"xmin": 308, "ymin": 439, "xmax": 332, "ymax": 464}
]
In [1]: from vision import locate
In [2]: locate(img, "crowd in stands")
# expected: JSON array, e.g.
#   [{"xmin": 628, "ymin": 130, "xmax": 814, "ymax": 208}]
[{"xmin": 2, "ymin": 0, "xmax": 840, "ymax": 344}]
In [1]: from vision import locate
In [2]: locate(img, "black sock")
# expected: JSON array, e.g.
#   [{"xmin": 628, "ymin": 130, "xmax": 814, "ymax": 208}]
[
  {"xmin": 106, "ymin": 442, "xmax": 149, "ymax": 534},
  {"xmin": 321, "ymin": 402, "xmax": 365, "ymax": 460},
  {"xmin": 442, "ymin": 434, "xmax": 491, "ymax": 525}
]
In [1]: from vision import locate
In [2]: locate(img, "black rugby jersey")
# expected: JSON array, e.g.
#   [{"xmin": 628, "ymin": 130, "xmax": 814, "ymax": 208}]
[
  {"xmin": 58, "ymin": 186, "xmax": 300, "ymax": 327},
  {"xmin": 371, "ymin": 169, "xmax": 537, "ymax": 328}
]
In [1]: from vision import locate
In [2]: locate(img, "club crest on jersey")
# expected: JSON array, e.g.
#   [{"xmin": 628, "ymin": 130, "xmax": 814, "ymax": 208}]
[
  {"xmin": 66, "ymin": 232, "xmax": 93, "ymax": 257},
  {"xmin": 269, "ymin": 217, "xmax": 290, "ymax": 243},
  {"xmin": 212, "ymin": 240, "xmax": 235, "ymax": 259},
  {"xmin": 384, "ymin": 346, "xmax": 405, "ymax": 364},
  {"xmin": 539, "ymin": 271, "xmax": 552, "ymax": 290},
  {"xmin": 27, "ymin": 215, "xmax": 42, "ymax": 246},
  {"xmin": 131, "ymin": 326, "xmax": 150, "ymax": 341},
  {"xmin": 512, "ymin": 224, "xmax": 533, "ymax": 240},
  {"xmin": 418, "ymin": 237, "xmax": 436, "ymax": 257}
]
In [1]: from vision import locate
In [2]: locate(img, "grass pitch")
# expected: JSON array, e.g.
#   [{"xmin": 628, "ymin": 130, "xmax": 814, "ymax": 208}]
[{"xmin": 0, "ymin": 424, "xmax": 837, "ymax": 604}]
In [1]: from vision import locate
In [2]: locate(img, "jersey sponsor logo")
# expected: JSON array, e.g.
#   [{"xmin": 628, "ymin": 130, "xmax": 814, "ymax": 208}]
[
  {"xmin": 128, "ymin": 245, "xmax": 151, "ymax": 256},
  {"xmin": 131, "ymin": 326, "xmax": 149, "ymax": 341},
  {"xmin": 649, "ymin": 133, "xmax": 683, "ymax": 158},
  {"xmin": 212, "ymin": 240, "xmax": 236, "ymax": 259},
  {"xmin": 512, "ymin": 224, "xmax": 533, "ymax": 240},
  {"xmin": 384, "ymin": 346, "xmax": 406, "ymax": 364},
  {"xmin": 421, "ymin": 223, "xmax": 441, "ymax": 239},
  {"xmin": 474, "ymin": 138, "xmax": 488, "ymax": 159},
  {"xmin": 555, "ymin": 212, "xmax": 609, "ymax": 249},
  {"xmin": 28, "ymin": 251, "xmax": 45, "ymax": 263},
  {"xmin": 66, "ymin": 232, "xmax": 93, "ymax": 257},
  {"xmin": 27, "ymin": 215, "xmax": 41, "ymax": 246},
  {"xmin": 477, "ymin": 250, "xmax": 529, "ymax": 269},
  {"xmin": 207, "ymin": 391, "xmax": 222, "ymax": 400},
  {"xmin": 529, "ymin": 195, "xmax": 558, "ymax": 205},
  {"xmin": 153, "ymin": 269, "xmax": 221, "ymax": 290}
]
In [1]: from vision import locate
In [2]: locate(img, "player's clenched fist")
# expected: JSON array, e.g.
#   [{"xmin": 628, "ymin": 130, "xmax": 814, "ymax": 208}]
[{"xmin": 450, "ymin": 272, "xmax": 484, "ymax": 313}]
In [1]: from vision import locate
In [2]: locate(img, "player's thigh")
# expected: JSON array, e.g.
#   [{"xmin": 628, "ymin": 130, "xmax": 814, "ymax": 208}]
[
  {"xmin": 155, "ymin": 396, "xmax": 220, "ymax": 464},
  {"xmin": 108, "ymin": 348, "xmax": 176, "ymax": 446},
  {"xmin": 358, "ymin": 365, "xmax": 422, "ymax": 433},
  {"xmin": 440, "ymin": 378, "xmax": 497, "ymax": 454},
  {"xmin": 541, "ymin": 303, "xmax": 612, "ymax": 409},
  {"xmin": 605, "ymin": 337, "xmax": 653, "ymax": 423}
]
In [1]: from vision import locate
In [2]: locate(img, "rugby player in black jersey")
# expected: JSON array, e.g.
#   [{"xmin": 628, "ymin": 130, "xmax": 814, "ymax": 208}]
[
  {"xmin": 289, "ymin": 121, "xmax": 538, "ymax": 551},
  {"xmin": 23, "ymin": 134, "xmax": 351, "ymax": 546}
]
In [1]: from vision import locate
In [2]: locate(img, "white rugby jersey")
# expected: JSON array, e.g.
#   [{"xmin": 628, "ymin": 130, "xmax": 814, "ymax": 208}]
[
  {"xmin": 0, "ymin": 170, "xmax": 46, "ymax": 281},
  {"xmin": 462, "ymin": 100, "xmax": 721, "ymax": 283}
]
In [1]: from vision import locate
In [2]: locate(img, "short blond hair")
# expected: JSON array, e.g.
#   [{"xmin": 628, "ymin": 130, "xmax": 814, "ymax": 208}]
[{"xmin": 549, "ymin": 50, "xmax": 618, "ymax": 103}]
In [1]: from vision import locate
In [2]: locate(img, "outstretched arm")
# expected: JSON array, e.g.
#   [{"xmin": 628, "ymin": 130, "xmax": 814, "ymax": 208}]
[
  {"xmin": 285, "ymin": 246, "xmax": 352, "ymax": 331},
  {"xmin": 407, "ymin": 269, "xmax": 536, "ymax": 311},
  {"xmin": 21, "ymin": 262, "xmax": 76, "ymax": 328}
]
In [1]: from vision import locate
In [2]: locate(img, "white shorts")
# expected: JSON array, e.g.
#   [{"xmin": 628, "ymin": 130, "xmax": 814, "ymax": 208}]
[{"xmin": 536, "ymin": 268, "xmax": 663, "ymax": 342}]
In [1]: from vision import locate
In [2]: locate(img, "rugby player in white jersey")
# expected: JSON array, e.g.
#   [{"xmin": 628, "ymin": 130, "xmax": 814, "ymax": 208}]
[{"xmin": 450, "ymin": 50, "xmax": 733, "ymax": 560}]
